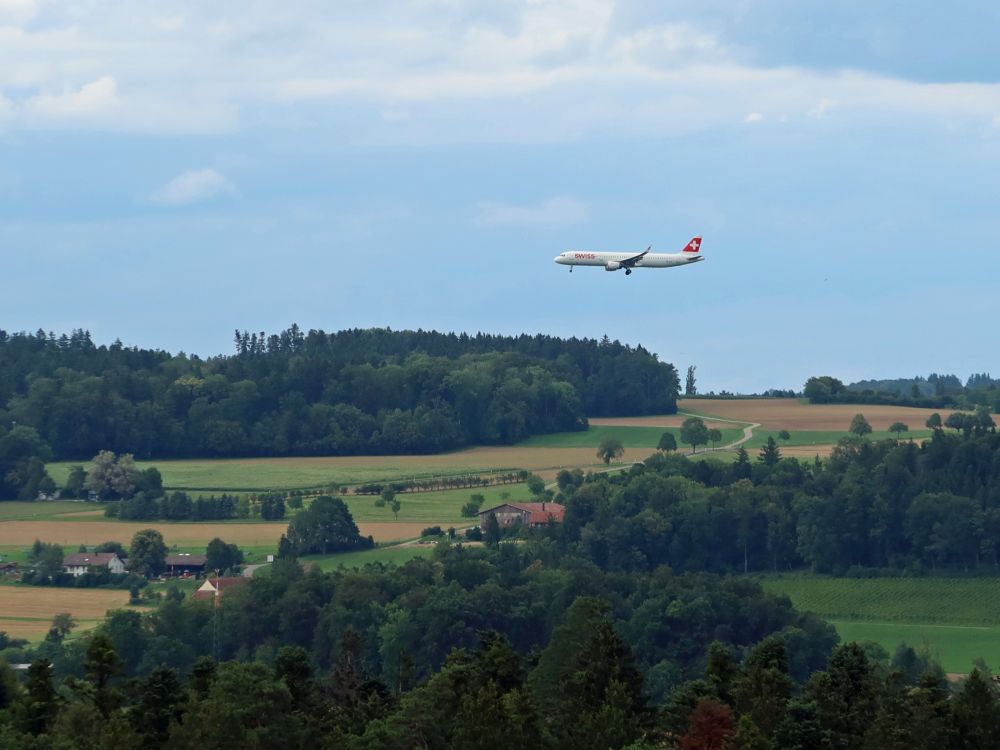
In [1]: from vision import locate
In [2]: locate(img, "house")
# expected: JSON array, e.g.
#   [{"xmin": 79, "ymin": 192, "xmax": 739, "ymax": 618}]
[
  {"xmin": 165, "ymin": 553, "xmax": 208, "ymax": 577},
  {"xmin": 192, "ymin": 576, "xmax": 248, "ymax": 601},
  {"xmin": 0, "ymin": 561, "xmax": 19, "ymax": 576},
  {"xmin": 478, "ymin": 502, "xmax": 566, "ymax": 528},
  {"xmin": 62, "ymin": 552, "xmax": 127, "ymax": 577}
]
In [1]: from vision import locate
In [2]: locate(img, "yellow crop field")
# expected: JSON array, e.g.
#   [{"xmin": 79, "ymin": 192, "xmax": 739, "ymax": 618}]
[
  {"xmin": 0, "ymin": 586, "xmax": 134, "ymax": 642},
  {"xmin": 677, "ymin": 398, "xmax": 994, "ymax": 431}
]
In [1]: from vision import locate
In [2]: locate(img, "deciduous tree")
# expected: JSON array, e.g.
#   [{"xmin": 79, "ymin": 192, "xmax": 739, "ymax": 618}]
[
  {"xmin": 128, "ymin": 529, "xmax": 167, "ymax": 578},
  {"xmin": 680, "ymin": 417, "xmax": 710, "ymax": 454},
  {"xmin": 657, "ymin": 432, "xmax": 677, "ymax": 452},
  {"xmin": 849, "ymin": 413, "xmax": 872, "ymax": 438},
  {"xmin": 597, "ymin": 436, "xmax": 625, "ymax": 464}
]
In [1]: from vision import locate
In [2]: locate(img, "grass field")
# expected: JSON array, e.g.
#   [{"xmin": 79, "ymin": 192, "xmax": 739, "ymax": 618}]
[
  {"xmin": 519, "ymin": 424, "xmax": 743, "ymax": 449},
  {"xmin": 45, "ymin": 446, "xmax": 620, "ymax": 495},
  {"xmin": 0, "ymin": 586, "xmax": 136, "ymax": 642},
  {"xmin": 742, "ymin": 429, "xmax": 933, "ymax": 450},
  {"xmin": 343, "ymin": 483, "xmax": 531, "ymax": 524},
  {"xmin": 830, "ymin": 620, "xmax": 1000, "ymax": 674},
  {"xmin": 305, "ymin": 544, "xmax": 437, "ymax": 571},
  {"xmin": 761, "ymin": 575, "xmax": 1000, "ymax": 673},
  {"xmin": 0, "ymin": 501, "xmax": 112, "ymax": 520}
]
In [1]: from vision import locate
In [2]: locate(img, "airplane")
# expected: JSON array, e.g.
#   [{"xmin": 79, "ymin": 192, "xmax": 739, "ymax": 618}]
[{"xmin": 554, "ymin": 236, "xmax": 704, "ymax": 275}]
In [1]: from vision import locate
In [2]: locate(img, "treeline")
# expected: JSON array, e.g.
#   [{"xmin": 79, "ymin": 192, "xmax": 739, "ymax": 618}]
[
  {"xmin": 0, "ymin": 541, "xmax": 834, "ymax": 748},
  {"xmin": 0, "ymin": 326, "xmax": 679, "ymax": 462},
  {"xmin": 353, "ymin": 471, "xmax": 522, "ymax": 495},
  {"xmin": 556, "ymin": 428, "xmax": 1000, "ymax": 575},
  {"xmin": 807, "ymin": 372, "xmax": 1000, "ymax": 410}
]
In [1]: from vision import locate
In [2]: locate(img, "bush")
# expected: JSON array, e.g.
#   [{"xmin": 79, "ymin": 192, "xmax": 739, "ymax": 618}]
[
  {"xmin": 465, "ymin": 527, "xmax": 483, "ymax": 541},
  {"xmin": 421, "ymin": 526, "xmax": 444, "ymax": 537}
]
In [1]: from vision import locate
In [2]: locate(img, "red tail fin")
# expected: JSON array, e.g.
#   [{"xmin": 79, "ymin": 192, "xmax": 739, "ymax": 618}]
[{"xmin": 682, "ymin": 237, "xmax": 702, "ymax": 253}]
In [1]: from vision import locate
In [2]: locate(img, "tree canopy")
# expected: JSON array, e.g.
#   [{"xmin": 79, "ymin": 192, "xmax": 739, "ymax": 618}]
[{"xmin": 0, "ymin": 326, "xmax": 681, "ymax": 464}]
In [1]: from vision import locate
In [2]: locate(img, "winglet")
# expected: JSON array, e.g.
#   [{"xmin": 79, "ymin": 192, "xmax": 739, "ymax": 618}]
[{"xmin": 681, "ymin": 237, "xmax": 702, "ymax": 253}]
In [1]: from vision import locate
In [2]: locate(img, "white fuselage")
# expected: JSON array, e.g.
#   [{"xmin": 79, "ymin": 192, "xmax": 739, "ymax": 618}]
[{"xmin": 554, "ymin": 250, "xmax": 703, "ymax": 270}]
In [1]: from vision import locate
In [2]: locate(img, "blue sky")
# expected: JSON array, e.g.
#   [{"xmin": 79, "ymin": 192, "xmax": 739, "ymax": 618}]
[{"xmin": 2, "ymin": 1, "xmax": 999, "ymax": 393}]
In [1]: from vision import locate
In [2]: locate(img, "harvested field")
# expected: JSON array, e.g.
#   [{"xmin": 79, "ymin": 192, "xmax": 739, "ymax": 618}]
[
  {"xmin": 0, "ymin": 586, "xmax": 132, "ymax": 620},
  {"xmin": 357, "ymin": 522, "xmax": 437, "ymax": 541},
  {"xmin": 589, "ymin": 415, "xmax": 740, "ymax": 429},
  {"xmin": 0, "ymin": 586, "xmax": 134, "ymax": 642},
  {"xmin": 0, "ymin": 520, "xmax": 422, "ymax": 548},
  {"xmin": 677, "ymin": 398, "xmax": 991, "ymax": 432}
]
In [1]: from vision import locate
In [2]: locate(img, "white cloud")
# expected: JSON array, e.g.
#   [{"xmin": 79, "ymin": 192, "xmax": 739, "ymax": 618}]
[
  {"xmin": 150, "ymin": 169, "xmax": 234, "ymax": 206},
  {"xmin": 0, "ymin": 0, "xmax": 35, "ymax": 25},
  {"xmin": 743, "ymin": 112, "xmax": 763, "ymax": 123},
  {"xmin": 0, "ymin": 3, "xmax": 997, "ymax": 139},
  {"xmin": 23, "ymin": 75, "xmax": 119, "ymax": 120},
  {"xmin": 475, "ymin": 196, "xmax": 589, "ymax": 227}
]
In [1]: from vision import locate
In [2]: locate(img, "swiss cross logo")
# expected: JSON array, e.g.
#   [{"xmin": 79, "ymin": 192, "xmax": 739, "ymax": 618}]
[{"xmin": 684, "ymin": 237, "xmax": 701, "ymax": 252}]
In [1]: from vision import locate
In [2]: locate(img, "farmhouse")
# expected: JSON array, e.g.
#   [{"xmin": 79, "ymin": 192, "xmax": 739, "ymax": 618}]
[
  {"xmin": 192, "ymin": 576, "xmax": 248, "ymax": 601},
  {"xmin": 478, "ymin": 502, "xmax": 565, "ymax": 528},
  {"xmin": 62, "ymin": 552, "xmax": 127, "ymax": 577},
  {"xmin": 165, "ymin": 553, "xmax": 208, "ymax": 577}
]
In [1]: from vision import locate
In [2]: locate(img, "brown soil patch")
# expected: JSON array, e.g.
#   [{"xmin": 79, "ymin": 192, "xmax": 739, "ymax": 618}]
[
  {"xmin": 775, "ymin": 445, "xmax": 837, "ymax": 458},
  {"xmin": 357, "ymin": 523, "xmax": 438, "ymax": 542},
  {"xmin": 590, "ymin": 415, "xmax": 738, "ymax": 429},
  {"xmin": 0, "ymin": 586, "xmax": 132, "ymax": 620},
  {"xmin": 0, "ymin": 619, "xmax": 61, "ymax": 640},
  {"xmin": 678, "ymin": 398, "xmax": 993, "ymax": 431}
]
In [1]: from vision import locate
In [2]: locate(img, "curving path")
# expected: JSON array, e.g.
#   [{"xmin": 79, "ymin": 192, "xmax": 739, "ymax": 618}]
[{"xmin": 676, "ymin": 411, "xmax": 760, "ymax": 453}]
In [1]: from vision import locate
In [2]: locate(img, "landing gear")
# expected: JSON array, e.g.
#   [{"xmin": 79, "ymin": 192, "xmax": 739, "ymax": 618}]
[
  {"xmin": 569, "ymin": 266, "xmax": 573, "ymax": 273},
  {"xmin": 625, "ymin": 269, "xmax": 632, "ymax": 276}
]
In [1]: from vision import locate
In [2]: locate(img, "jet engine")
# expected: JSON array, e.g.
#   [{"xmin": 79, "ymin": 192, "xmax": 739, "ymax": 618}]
[{"xmin": 604, "ymin": 261, "xmax": 621, "ymax": 271}]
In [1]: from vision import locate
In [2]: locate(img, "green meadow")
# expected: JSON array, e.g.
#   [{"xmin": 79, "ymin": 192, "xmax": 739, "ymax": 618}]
[
  {"xmin": 305, "ymin": 544, "xmax": 437, "ymax": 572},
  {"xmin": 45, "ymin": 458, "xmax": 519, "ymax": 495},
  {"xmin": 341, "ymin": 483, "xmax": 533, "ymax": 524},
  {"xmin": 743, "ymin": 429, "xmax": 932, "ymax": 449},
  {"xmin": 761, "ymin": 574, "xmax": 1000, "ymax": 673},
  {"xmin": 518, "ymin": 424, "xmax": 743, "ymax": 449}
]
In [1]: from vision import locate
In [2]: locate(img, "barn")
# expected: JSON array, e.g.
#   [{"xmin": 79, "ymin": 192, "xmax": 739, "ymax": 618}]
[{"xmin": 477, "ymin": 502, "xmax": 565, "ymax": 528}]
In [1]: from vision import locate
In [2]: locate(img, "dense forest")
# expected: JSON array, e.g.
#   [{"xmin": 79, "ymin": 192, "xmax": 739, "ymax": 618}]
[
  {"xmin": 557, "ymin": 427, "xmax": 1000, "ymax": 575},
  {"xmin": 0, "ymin": 326, "xmax": 679, "ymax": 466}
]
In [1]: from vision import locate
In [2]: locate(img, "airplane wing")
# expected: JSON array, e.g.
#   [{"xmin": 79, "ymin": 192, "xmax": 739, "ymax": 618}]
[{"xmin": 621, "ymin": 246, "xmax": 651, "ymax": 267}]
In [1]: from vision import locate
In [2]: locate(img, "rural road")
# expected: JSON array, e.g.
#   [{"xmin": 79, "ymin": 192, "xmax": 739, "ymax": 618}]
[
  {"xmin": 243, "ymin": 563, "xmax": 270, "ymax": 577},
  {"xmin": 677, "ymin": 411, "xmax": 760, "ymax": 453}
]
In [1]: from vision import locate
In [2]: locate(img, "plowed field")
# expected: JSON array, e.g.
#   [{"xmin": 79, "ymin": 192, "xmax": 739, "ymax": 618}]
[{"xmin": 677, "ymin": 398, "xmax": 990, "ymax": 431}]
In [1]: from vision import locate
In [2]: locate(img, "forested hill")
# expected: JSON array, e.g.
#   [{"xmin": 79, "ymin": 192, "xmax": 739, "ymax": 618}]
[{"xmin": 0, "ymin": 326, "xmax": 679, "ymax": 460}]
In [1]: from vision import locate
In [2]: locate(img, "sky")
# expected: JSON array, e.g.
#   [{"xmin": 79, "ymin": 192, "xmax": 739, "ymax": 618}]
[{"xmin": 2, "ymin": 1, "xmax": 999, "ymax": 393}]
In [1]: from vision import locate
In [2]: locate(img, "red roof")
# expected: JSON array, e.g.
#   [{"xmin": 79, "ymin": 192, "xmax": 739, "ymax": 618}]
[{"xmin": 479, "ymin": 502, "xmax": 566, "ymax": 525}]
